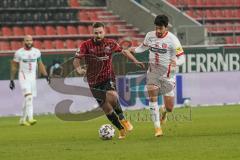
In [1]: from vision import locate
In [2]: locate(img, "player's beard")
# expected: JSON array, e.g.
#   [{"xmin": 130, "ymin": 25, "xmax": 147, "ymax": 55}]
[
  {"xmin": 156, "ymin": 32, "xmax": 163, "ymax": 38},
  {"xmin": 24, "ymin": 43, "xmax": 33, "ymax": 49},
  {"xmin": 94, "ymin": 37, "xmax": 103, "ymax": 45}
]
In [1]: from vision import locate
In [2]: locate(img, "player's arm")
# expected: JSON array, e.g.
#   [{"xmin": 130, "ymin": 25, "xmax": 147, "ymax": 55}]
[
  {"xmin": 73, "ymin": 58, "xmax": 86, "ymax": 75},
  {"xmin": 38, "ymin": 58, "xmax": 50, "ymax": 83},
  {"xmin": 121, "ymin": 49, "xmax": 145, "ymax": 69},
  {"xmin": 129, "ymin": 43, "xmax": 149, "ymax": 54},
  {"xmin": 10, "ymin": 60, "xmax": 19, "ymax": 80},
  {"xmin": 170, "ymin": 38, "xmax": 185, "ymax": 67},
  {"xmin": 9, "ymin": 60, "xmax": 19, "ymax": 90},
  {"xmin": 73, "ymin": 44, "xmax": 87, "ymax": 75}
]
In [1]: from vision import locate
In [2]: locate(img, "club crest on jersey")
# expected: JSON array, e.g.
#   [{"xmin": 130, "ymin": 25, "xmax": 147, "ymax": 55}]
[
  {"xmin": 104, "ymin": 46, "xmax": 111, "ymax": 53},
  {"xmin": 162, "ymin": 43, "xmax": 168, "ymax": 49}
]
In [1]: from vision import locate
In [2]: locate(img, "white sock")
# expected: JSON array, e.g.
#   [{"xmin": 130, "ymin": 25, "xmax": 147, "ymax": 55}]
[
  {"xmin": 149, "ymin": 101, "xmax": 160, "ymax": 128},
  {"xmin": 20, "ymin": 100, "xmax": 27, "ymax": 123},
  {"xmin": 25, "ymin": 95, "xmax": 33, "ymax": 121}
]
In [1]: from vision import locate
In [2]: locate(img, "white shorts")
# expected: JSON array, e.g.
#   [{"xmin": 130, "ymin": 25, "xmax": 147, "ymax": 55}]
[
  {"xmin": 146, "ymin": 67, "xmax": 175, "ymax": 97},
  {"xmin": 19, "ymin": 72, "xmax": 37, "ymax": 97}
]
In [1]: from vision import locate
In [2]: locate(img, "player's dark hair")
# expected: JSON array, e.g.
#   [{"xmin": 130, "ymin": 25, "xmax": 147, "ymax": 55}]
[
  {"xmin": 154, "ymin": 15, "xmax": 168, "ymax": 27},
  {"xmin": 92, "ymin": 22, "xmax": 105, "ymax": 28}
]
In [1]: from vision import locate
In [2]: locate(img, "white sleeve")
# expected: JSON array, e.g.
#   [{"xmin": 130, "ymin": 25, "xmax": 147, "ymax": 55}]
[
  {"xmin": 173, "ymin": 36, "xmax": 184, "ymax": 57},
  {"xmin": 134, "ymin": 43, "xmax": 149, "ymax": 53},
  {"xmin": 176, "ymin": 54, "xmax": 185, "ymax": 66},
  {"xmin": 134, "ymin": 32, "xmax": 150, "ymax": 53},
  {"xmin": 13, "ymin": 51, "xmax": 20, "ymax": 62}
]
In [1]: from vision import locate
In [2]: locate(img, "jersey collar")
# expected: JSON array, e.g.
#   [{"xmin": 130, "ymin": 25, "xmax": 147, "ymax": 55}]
[{"xmin": 156, "ymin": 31, "xmax": 168, "ymax": 38}]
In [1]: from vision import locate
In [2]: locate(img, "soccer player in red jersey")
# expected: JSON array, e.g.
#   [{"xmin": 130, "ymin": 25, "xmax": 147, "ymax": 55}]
[{"xmin": 73, "ymin": 22, "xmax": 144, "ymax": 139}]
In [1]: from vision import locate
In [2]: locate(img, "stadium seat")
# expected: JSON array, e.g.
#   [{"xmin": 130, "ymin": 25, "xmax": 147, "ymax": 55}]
[
  {"xmin": 215, "ymin": 10, "xmax": 224, "ymax": 18},
  {"xmin": 24, "ymin": 26, "xmax": 35, "ymax": 35},
  {"xmin": 88, "ymin": 12, "xmax": 99, "ymax": 21},
  {"xmin": 56, "ymin": 26, "xmax": 67, "ymax": 35},
  {"xmin": 33, "ymin": 40, "xmax": 43, "ymax": 49},
  {"xmin": 78, "ymin": 26, "xmax": 89, "ymax": 34},
  {"xmin": 55, "ymin": 40, "xmax": 65, "ymax": 49},
  {"xmin": 88, "ymin": 26, "xmax": 93, "ymax": 34},
  {"xmin": 236, "ymin": 36, "xmax": 240, "ymax": 43},
  {"xmin": 78, "ymin": 12, "xmax": 90, "ymax": 21},
  {"xmin": 13, "ymin": 27, "xmax": 24, "ymax": 36},
  {"xmin": 107, "ymin": 26, "xmax": 119, "ymax": 34},
  {"xmin": 225, "ymin": 10, "xmax": 233, "ymax": 18},
  {"xmin": 168, "ymin": 0, "xmax": 177, "ymax": 5},
  {"xmin": 0, "ymin": 41, "xmax": 11, "ymax": 50},
  {"xmin": 225, "ymin": 36, "xmax": 234, "ymax": 44},
  {"xmin": 43, "ymin": 40, "xmax": 53, "ymax": 49},
  {"xmin": 10, "ymin": 41, "xmax": 22, "ymax": 50},
  {"xmin": 34, "ymin": 26, "xmax": 46, "ymax": 35},
  {"xmin": 69, "ymin": 0, "xmax": 80, "ymax": 7},
  {"xmin": 2, "ymin": 27, "xmax": 12, "ymax": 36},
  {"xmin": 66, "ymin": 39, "xmax": 76, "ymax": 49},
  {"xmin": 76, "ymin": 40, "xmax": 83, "ymax": 47},
  {"xmin": 46, "ymin": 26, "xmax": 56, "ymax": 35},
  {"xmin": 67, "ymin": 25, "xmax": 77, "ymax": 35}
]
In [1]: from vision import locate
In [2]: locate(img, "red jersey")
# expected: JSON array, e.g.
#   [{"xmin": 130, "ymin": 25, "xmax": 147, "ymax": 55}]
[{"xmin": 75, "ymin": 38, "xmax": 123, "ymax": 87}]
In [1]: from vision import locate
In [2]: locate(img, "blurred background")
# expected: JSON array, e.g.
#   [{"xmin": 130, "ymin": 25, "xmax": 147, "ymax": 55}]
[{"xmin": 0, "ymin": 0, "xmax": 239, "ymax": 116}]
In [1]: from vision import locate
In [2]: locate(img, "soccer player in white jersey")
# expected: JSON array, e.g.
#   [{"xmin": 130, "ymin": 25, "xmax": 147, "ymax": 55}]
[
  {"xmin": 9, "ymin": 35, "xmax": 50, "ymax": 126},
  {"xmin": 129, "ymin": 15, "xmax": 185, "ymax": 137}
]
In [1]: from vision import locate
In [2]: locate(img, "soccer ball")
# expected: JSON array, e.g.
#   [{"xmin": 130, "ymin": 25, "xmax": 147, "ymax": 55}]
[
  {"xmin": 98, "ymin": 124, "xmax": 115, "ymax": 140},
  {"xmin": 183, "ymin": 99, "xmax": 191, "ymax": 107}
]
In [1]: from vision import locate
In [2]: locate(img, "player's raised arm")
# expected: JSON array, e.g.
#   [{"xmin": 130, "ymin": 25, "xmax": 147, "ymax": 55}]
[{"xmin": 38, "ymin": 58, "xmax": 50, "ymax": 83}]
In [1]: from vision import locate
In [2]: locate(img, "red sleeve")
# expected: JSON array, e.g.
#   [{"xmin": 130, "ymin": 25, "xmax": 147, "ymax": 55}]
[
  {"xmin": 111, "ymin": 40, "xmax": 123, "ymax": 53},
  {"xmin": 75, "ymin": 42, "xmax": 88, "ymax": 59}
]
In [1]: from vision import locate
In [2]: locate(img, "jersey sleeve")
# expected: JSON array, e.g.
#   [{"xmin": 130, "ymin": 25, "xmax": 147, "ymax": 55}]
[
  {"xmin": 13, "ymin": 51, "xmax": 20, "ymax": 62},
  {"xmin": 143, "ymin": 32, "xmax": 151, "ymax": 47},
  {"xmin": 173, "ymin": 37, "xmax": 184, "ymax": 57},
  {"xmin": 75, "ymin": 42, "xmax": 88, "ymax": 59},
  {"xmin": 111, "ymin": 40, "xmax": 123, "ymax": 53}
]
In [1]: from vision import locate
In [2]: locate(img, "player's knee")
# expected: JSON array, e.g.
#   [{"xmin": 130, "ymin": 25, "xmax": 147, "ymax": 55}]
[
  {"xmin": 166, "ymin": 106, "xmax": 174, "ymax": 112},
  {"xmin": 106, "ymin": 91, "xmax": 118, "ymax": 104},
  {"xmin": 25, "ymin": 94, "xmax": 33, "ymax": 107},
  {"xmin": 101, "ymin": 104, "xmax": 113, "ymax": 114}
]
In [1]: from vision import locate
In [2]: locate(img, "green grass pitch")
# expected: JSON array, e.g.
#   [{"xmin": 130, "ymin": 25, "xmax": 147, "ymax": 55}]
[{"xmin": 0, "ymin": 105, "xmax": 239, "ymax": 160}]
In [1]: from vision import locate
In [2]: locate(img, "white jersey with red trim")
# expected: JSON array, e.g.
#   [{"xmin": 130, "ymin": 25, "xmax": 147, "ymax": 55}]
[
  {"xmin": 13, "ymin": 47, "xmax": 41, "ymax": 77},
  {"xmin": 143, "ymin": 31, "xmax": 184, "ymax": 65},
  {"xmin": 143, "ymin": 31, "xmax": 184, "ymax": 77}
]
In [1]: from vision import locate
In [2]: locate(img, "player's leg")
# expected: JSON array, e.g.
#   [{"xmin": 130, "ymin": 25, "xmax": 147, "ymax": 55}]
[
  {"xmin": 160, "ymin": 79, "xmax": 175, "ymax": 124},
  {"xmin": 101, "ymin": 93, "xmax": 126, "ymax": 139},
  {"xmin": 105, "ymin": 80, "xmax": 133, "ymax": 131},
  {"xmin": 147, "ymin": 84, "xmax": 163, "ymax": 137},
  {"xmin": 106, "ymin": 90, "xmax": 133, "ymax": 132},
  {"xmin": 19, "ymin": 94, "xmax": 29, "ymax": 126},
  {"xmin": 90, "ymin": 85, "xmax": 126, "ymax": 139},
  {"xmin": 19, "ymin": 77, "xmax": 31, "ymax": 126},
  {"xmin": 27, "ymin": 79, "xmax": 37, "ymax": 125},
  {"xmin": 161, "ymin": 93, "xmax": 174, "ymax": 124}
]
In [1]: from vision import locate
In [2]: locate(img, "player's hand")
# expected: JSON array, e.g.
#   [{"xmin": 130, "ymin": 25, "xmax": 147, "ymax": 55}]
[
  {"xmin": 128, "ymin": 47, "xmax": 136, "ymax": 53},
  {"xmin": 44, "ymin": 75, "xmax": 51, "ymax": 84},
  {"xmin": 9, "ymin": 80, "xmax": 15, "ymax": 90},
  {"xmin": 135, "ymin": 61, "xmax": 145, "ymax": 69},
  {"xmin": 76, "ymin": 67, "xmax": 86, "ymax": 75},
  {"xmin": 170, "ymin": 58, "xmax": 177, "ymax": 67}
]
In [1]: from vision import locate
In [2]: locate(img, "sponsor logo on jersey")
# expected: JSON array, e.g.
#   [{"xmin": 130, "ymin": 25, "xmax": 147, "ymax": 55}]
[
  {"xmin": 150, "ymin": 47, "xmax": 167, "ymax": 54},
  {"xmin": 97, "ymin": 55, "xmax": 109, "ymax": 61},
  {"xmin": 22, "ymin": 59, "xmax": 37, "ymax": 62}
]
